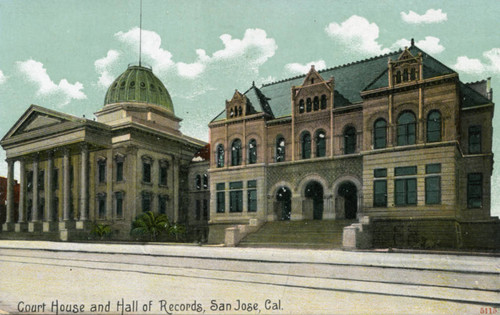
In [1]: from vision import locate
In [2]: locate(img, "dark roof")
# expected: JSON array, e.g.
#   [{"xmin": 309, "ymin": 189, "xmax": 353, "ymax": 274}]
[
  {"xmin": 212, "ymin": 45, "xmax": 489, "ymax": 122},
  {"xmin": 460, "ymin": 82, "xmax": 492, "ymax": 108}
]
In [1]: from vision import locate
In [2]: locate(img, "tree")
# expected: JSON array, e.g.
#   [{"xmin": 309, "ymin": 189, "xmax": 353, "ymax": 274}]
[
  {"xmin": 131, "ymin": 211, "xmax": 170, "ymax": 241},
  {"xmin": 91, "ymin": 223, "xmax": 112, "ymax": 241}
]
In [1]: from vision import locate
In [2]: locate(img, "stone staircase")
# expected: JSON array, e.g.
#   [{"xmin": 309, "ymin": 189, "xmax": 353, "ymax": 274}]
[{"xmin": 238, "ymin": 219, "xmax": 355, "ymax": 249}]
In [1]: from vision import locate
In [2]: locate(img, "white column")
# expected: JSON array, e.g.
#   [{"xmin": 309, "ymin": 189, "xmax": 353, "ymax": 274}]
[
  {"xmin": 18, "ymin": 159, "xmax": 26, "ymax": 223},
  {"xmin": 45, "ymin": 151, "xmax": 54, "ymax": 221},
  {"xmin": 79, "ymin": 144, "xmax": 88, "ymax": 220},
  {"xmin": 32, "ymin": 156, "xmax": 39, "ymax": 221},
  {"xmin": 5, "ymin": 159, "xmax": 14, "ymax": 223},
  {"xmin": 62, "ymin": 148, "xmax": 70, "ymax": 221}
]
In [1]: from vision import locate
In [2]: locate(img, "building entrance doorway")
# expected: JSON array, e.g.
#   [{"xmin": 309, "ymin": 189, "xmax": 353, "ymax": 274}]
[
  {"xmin": 338, "ymin": 182, "xmax": 357, "ymax": 219},
  {"xmin": 276, "ymin": 187, "xmax": 291, "ymax": 221},
  {"xmin": 305, "ymin": 181, "xmax": 324, "ymax": 220}
]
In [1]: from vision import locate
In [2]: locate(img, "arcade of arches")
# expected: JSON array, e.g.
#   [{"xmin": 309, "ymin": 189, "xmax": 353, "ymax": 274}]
[{"xmin": 271, "ymin": 179, "xmax": 361, "ymax": 221}]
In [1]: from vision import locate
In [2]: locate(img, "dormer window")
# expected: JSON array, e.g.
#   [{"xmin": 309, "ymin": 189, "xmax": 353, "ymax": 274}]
[
  {"xmin": 299, "ymin": 100, "xmax": 305, "ymax": 113},
  {"xmin": 390, "ymin": 48, "xmax": 422, "ymax": 86}
]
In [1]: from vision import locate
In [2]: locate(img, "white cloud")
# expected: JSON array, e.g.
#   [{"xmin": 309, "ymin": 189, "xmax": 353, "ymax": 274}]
[
  {"xmin": 16, "ymin": 59, "xmax": 86, "ymax": 106},
  {"xmin": 401, "ymin": 9, "xmax": 447, "ymax": 24},
  {"xmin": 0, "ymin": 70, "xmax": 7, "ymax": 85},
  {"xmin": 115, "ymin": 27, "xmax": 277, "ymax": 80},
  {"xmin": 325, "ymin": 15, "xmax": 390, "ymax": 55},
  {"xmin": 391, "ymin": 36, "xmax": 445, "ymax": 54},
  {"xmin": 95, "ymin": 49, "xmax": 120, "ymax": 89},
  {"xmin": 453, "ymin": 48, "xmax": 500, "ymax": 75},
  {"xmin": 285, "ymin": 60, "xmax": 326, "ymax": 75}
]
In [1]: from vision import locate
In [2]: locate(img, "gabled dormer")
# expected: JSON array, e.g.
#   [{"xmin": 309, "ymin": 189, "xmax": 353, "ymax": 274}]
[
  {"xmin": 293, "ymin": 65, "xmax": 334, "ymax": 114},
  {"xmin": 226, "ymin": 89, "xmax": 248, "ymax": 119},
  {"xmin": 388, "ymin": 44, "xmax": 423, "ymax": 87}
]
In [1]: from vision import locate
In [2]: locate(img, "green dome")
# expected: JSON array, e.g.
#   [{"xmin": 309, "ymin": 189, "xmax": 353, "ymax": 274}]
[{"xmin": 104, "ymin": 65, "xmax": 174, "ymax": 113}]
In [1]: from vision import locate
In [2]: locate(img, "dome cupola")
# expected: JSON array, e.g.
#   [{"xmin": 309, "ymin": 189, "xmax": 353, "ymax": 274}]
[{"xmin": 104, "ymin": 65, "xmax": 174, "ymax": 113}]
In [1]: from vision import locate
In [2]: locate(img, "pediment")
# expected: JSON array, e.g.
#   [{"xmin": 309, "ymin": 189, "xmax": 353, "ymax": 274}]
[
  {"xmin": 2, "ymin": 105, "xmax": 81, "ymax": 142},
  {"xmin": 302, "ymin": 65, "xmax": 325, "ymax": 86}
]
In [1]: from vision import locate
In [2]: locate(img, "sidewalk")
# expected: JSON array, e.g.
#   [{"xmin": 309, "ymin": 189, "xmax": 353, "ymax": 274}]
[{"xmin": 0, "ymin": 240, "xmax": 498, "ymax": 274}]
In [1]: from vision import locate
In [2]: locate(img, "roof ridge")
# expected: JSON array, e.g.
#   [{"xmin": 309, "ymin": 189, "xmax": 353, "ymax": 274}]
[
  {"xmin": 261, "ymin": 48, "xmax": 403, "ymax": 88},
  {"xmin": 465, "ymin": 79, "xmax": 487, "ymax": 85}
]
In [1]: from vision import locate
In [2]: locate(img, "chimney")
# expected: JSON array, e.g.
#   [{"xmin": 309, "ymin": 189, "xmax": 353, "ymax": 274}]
[
  {"xmin": 411, "ymin": 38, "xmax": 415, "ymax": 46},
  {"xmin": 487, "ymin": 77, "xmax": 493, "ymax": 101}
]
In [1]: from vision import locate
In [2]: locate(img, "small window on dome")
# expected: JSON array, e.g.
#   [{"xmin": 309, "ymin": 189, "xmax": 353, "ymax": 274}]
[
  {"xmin": 150, "ymin": 84, "xmax": 155, "ymax": 90},
  {"xmin": 140, "ymin": 82, "xmax": 146, "ymax": 88},
  {"xmin": 120, "ymin": 81, "xmax": 126, "ymax": 87},
  {"xmin": 130, "ymin": 81, "xmax": 135, "ymax": 87},
  {"xmin": 158, "ymin": 87, "xmax": 162, "ymax": 93},
  {"xmin": 113, "ymin": 83, "xmax": 118, "ymax": 88}
]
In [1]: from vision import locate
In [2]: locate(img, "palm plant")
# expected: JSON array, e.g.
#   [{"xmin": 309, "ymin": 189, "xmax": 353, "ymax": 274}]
[
  {"xmin": 131, "ymin": 211, "xmax": 170, "ymax": 241},
  {"xmin": 91, "ymin": 223, "xmax": 112, "ymax": 240}
]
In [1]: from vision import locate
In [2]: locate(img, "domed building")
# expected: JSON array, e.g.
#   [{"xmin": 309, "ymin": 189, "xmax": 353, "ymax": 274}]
[{"xmin": 0, "ymin": 65, "xmax": 207, "ymax": 241}]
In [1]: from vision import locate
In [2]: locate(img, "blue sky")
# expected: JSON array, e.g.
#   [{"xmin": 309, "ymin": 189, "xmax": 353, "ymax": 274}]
[{"xmin": 0, "ymin": 0, "xmax": 499, "ymax": 214}]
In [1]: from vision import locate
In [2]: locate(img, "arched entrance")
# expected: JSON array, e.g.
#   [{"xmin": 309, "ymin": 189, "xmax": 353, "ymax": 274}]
[
  {"xmin": 338, "ymin": 182, "xmax": 357, "ymax": 219},
  {"xmin": 276, "ymin": 187, "xmax": 292, "ymax": 221},
  {"xmin": 305, "ymin": 181, "xmax": 324, "ymax": 220}
]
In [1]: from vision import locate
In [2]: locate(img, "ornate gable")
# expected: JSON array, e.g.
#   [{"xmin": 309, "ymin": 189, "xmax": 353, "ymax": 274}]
[
  {"xmin": 226, "ymin": 90, "xmax": 249, "ymax": 119},
  {"xmin": 293, "ymin": 65, "xmax": 334, "ymax": 115},
  {"xmin": 388, "ymin": 46, "xmax": 423, "ymax": 86}
]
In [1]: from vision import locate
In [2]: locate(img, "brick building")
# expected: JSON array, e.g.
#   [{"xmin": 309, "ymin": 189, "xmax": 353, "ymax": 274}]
[{"xmin": 208, "ymin": 43, "xmax": 499, "ymax": 249}]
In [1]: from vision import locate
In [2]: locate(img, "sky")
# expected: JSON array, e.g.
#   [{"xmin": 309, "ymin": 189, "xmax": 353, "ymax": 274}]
[{"xmin": 0, "ymin": 0, "xmax": 499, "ymax": 215}]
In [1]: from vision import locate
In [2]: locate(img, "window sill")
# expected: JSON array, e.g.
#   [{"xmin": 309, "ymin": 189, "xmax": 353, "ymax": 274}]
[{"xmin": 142, "ymin": 181, "xmax": 153, "ymax": 186}]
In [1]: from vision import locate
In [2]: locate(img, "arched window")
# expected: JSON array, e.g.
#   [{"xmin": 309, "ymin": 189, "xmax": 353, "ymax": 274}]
[
  {"xmin": 427, "ymin": 110, "xmax": 441, "ymax": 143},
  {"xmin": 196, "ymin": 175, "xmax": 201, "ymax": 190},
  {"xmin": 238, "ymin": 106, "xmax": 243, "ymax": 116},
  {"xmin": 203, "ymin": 174, "xmax": 208, "ymax": 189},
  {"xmin": 344, "ymin": 126, "xmax": 356, "ymax": 154},
  {"xmin": 396, "ymin": 71, "xmax": 402, "ymax": 84},
  {"xmin": 306, "ymin": 98, "xmax": 312, "ymax": 112},
  {"xmin": 231, "ymin": 139, "xmax": 242, "ymax": 166},
  {"xmin": 373, "ymin": 118, "xmax": 387, "ymax": 149},
  {"xmin": 230, "ymin": 109, "xmax": 234, "ymax": 118},
  {"xmin": 320, "ymin": 95, "xmax": 327, "ymax": 109},
  {"xmin": 299, "ymin": 100, "xmax": 305, "ymax": 113},
  {"xmin": 216, "ymin": 144, "xmax": 224, "ymax": 168},
  {"xmin": 410, "ymin": 68, "xmax": 416, "ymax": 81},
  {"xmin": 301, "ymin": 131, "xmax": 311, "ymax": 159},
  {"xmin": 313, "ymin": 96, "xmax": 319, "ymax": 111},
  {"xmin": 315, "ymin": 130, "xmax": 326, "ymax": 157},
  {"xmin": 248, "ymin": 139, "xmax": 257, "ymax": 164},
  {"xmin": 397, "ymin": 111, "xmax": 416, "ymax": 146},
  {"xmin": 403, "ymin": 69, "xmax": 409, "ymax": 82},
  {"xmin": 276, "ymin": 137, "xmax": 286, "ymax": 162}
]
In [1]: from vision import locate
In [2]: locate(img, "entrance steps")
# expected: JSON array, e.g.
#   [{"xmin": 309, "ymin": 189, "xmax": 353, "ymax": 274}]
[{"xmin": 238, "ymin": 219, "xmax": 355, "ymax": 249}]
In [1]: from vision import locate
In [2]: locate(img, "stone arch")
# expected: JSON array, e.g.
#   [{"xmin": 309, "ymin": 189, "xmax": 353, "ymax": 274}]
[
  {"xmin": 268, "ymin": 181, "xmax": 294, "ymax": 221},
  {"xmin": 331, "ymin": 175, "xmax": 363, "ymax": 220}
]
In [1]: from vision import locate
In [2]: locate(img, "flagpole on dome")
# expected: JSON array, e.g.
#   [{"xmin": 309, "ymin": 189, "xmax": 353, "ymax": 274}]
[{"xmin": 139, "ymin": 0, "xmax": 143, "ymax": 67}]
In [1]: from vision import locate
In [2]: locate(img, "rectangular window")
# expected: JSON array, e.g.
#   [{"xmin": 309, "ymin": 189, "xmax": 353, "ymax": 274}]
[
  {"xmin": 247, "ymin": 180, "xmax": 257, "ymax": 188},
  {"xmin": 467, "ymin": 173, "xmax": 482, "ymax": 208},
  {"xmin": 229, "ymin": 181, "xmax": 243, "ymax": 189},
  {"xmin": 425, "ymin": 176, "xmax": 441, "ymax": 205},
  {"xmin": 248, "ymin": 190, "xmax": 257, "ymax": 212},
  {"xmin": 230, "ymin": 191, "xmax": 243, "ymax": 212},
  {"xmin": 395, "ymin": 166, "xmax": 417, "ymax": 176},
  {"xmin": 203, "ymin": 199, "xmax": 209, "ymax": 219},
  {"xmin": 53, "ymin": 169, "xmax": 59, "ymax": 190},
  {"xmin": 395, "ymin": 178, "xmax": 417, "ymax": 206},
  {"xmin": 98, "ymin": 194, "xmax": 106, "ymax": 219},
  {"xmin": 142, "ymin": 192, "xmax": 151, "ymax": 212},
  {"xmin": 70, "ymin": 165, "xmax": 74, "ymax": 188},
  {"xmin": 468, "ymin": 125, "xmax": 481, "ymax": 154},
  {"xmin": 115, "ymin": 192, "xmax": 123, "ymax": 218},
  {"xmin": 38, "ymin": 170, "xmax": 45, "ymax": 190},
  {"xmin": 27, "ymin": 171, "xmax": 33, "ymax": 192},
  {"xmin": 158, "ymin": 195, "xmax": 167, "ymax": 215},
  {"xmin": 143, "ymin": 162, "xmax": 151, "ymax": 183},
  {"xmin": 426, "ymin": 163, "xmax": 441, "ymax": 174},
  {"xmin": 159, "ymin": 161, "xmax": 168, "ymax": 186},
  {"xmin": 373, "ymin": 180, "xmax": 387, "ymax": 207},
  {"xmin": 196, "ymin": 200, "xmax": 201, "ymax": 220},
  {"xmin": 116, "ymin": 161, "xmax": 124, "ymax": 182},
  {"xmin": 53, "ymin": 197, "xmax": 59, "ymax": 221},
  {"xmin": 216, "ymin": 183, "xmax": 225, "ymax": 191},
  {"xmin": 98, "ymin": 160, "xmax": 106, "ymax": 183},
  {"xmin": 374, "ymin": 168, "xmax": 387, "ymax": 178},
  {"xmin": 216, "ymin": 192, "xmax": 225, "ymax": 213}
]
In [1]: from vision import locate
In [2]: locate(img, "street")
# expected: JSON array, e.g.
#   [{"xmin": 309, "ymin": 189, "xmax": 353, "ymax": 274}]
[{"xmin": 0, "ymin": 241, "xmax": 498, "ymax": 314}]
